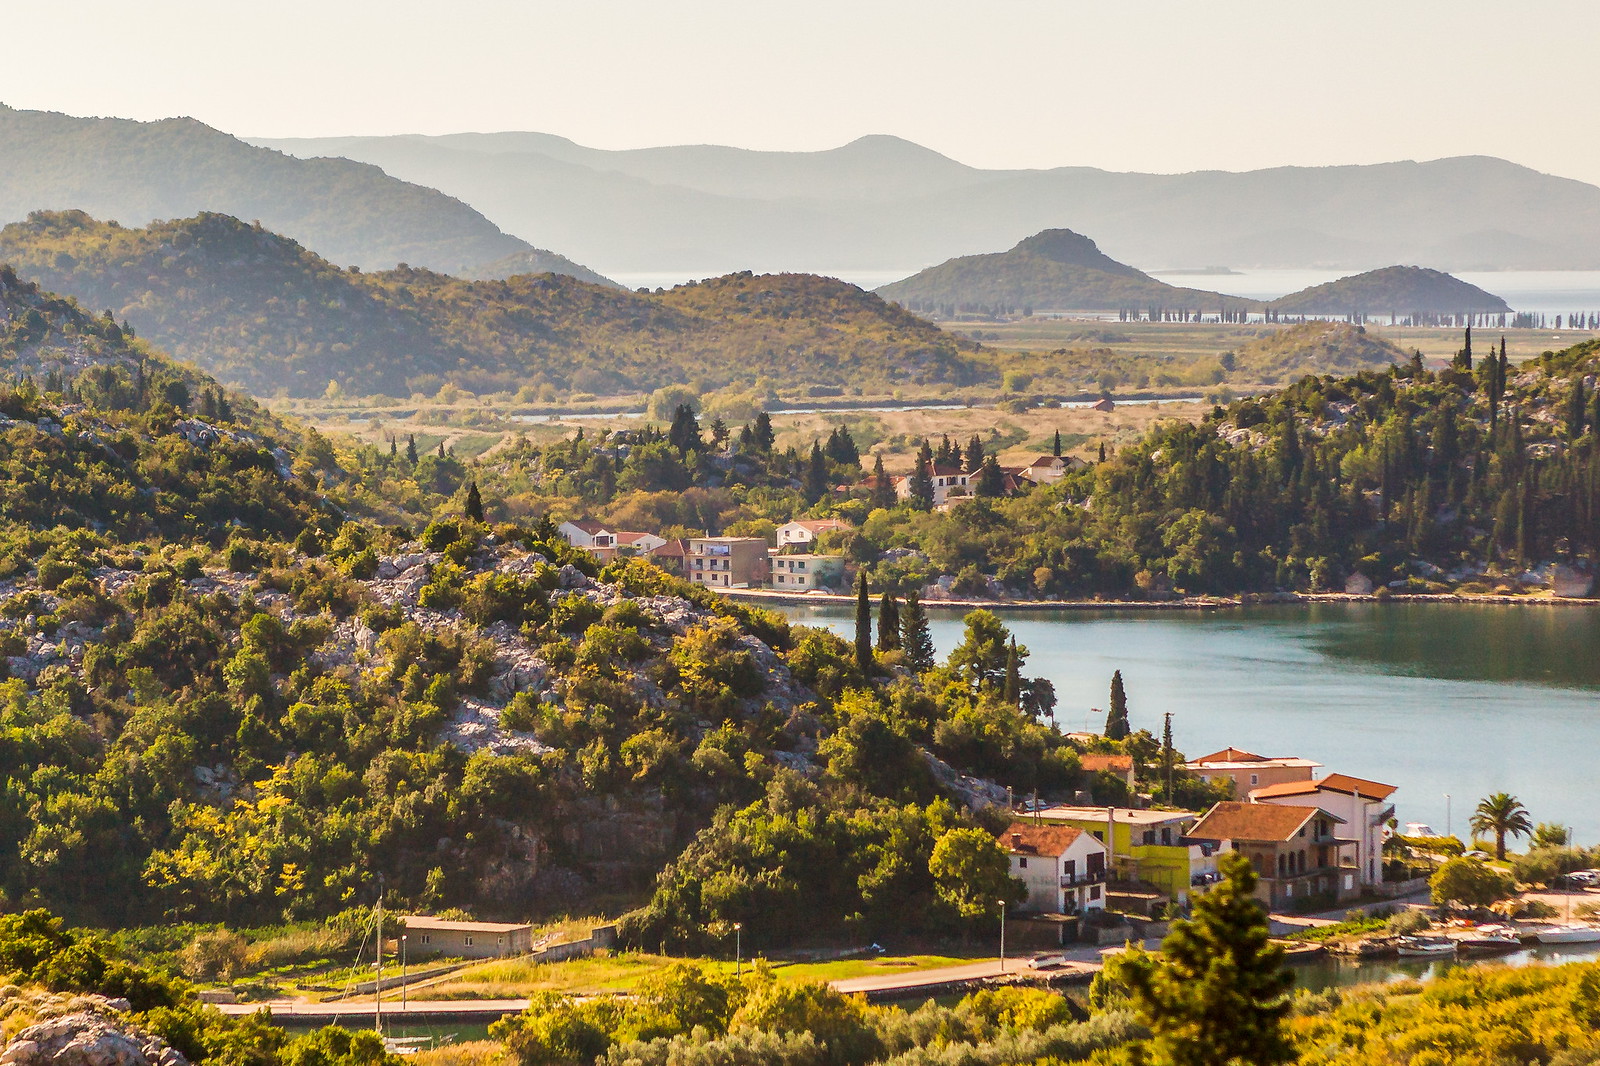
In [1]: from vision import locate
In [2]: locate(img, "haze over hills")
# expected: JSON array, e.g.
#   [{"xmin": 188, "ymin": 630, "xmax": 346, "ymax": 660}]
[
  {"xmin": 255, "ymin": 131, "xmax": 1600, "ymax": 276},
  {"xmin": 1269, "ymin": 265, "xmax": 1511, "ymax": 315},
  {"xmin": 0, "ymin": 210, "xmax": 987, "ymax": 398},
  {"xmin": 875, "ymin": 229, "xmax": 1260, "ymax": 313},
  {"xmin": 0, "ymin": 104, "xmax": 611, "ymax": 284}
]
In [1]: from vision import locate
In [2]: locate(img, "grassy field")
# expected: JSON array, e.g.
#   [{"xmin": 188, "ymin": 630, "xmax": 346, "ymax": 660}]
[{"xmin": 405, "ymin": 949, "xmax": 986, "ymax": 1000}]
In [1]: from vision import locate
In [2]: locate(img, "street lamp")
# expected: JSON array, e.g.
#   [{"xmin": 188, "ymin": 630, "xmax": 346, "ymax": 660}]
[
  {"xmin": 734, "ymin": 923, "xmax": 743, "ymax": 978},
  {"xmin": 997, "ymin": 900, "xmax": 1007, "ymax": 974},
  {"xmin": 400, "ymin": 935, "xmax": 407, "ymax": 1011}
]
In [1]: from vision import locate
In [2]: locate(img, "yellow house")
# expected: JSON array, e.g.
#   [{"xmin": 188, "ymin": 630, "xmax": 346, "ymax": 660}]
[{"xmin": 1034, "ymin": 805, "xmax": 1222, "ymax": 906}]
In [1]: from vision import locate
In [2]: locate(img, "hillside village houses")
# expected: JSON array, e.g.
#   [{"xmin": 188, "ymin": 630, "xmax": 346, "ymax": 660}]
[
  {"xmin": 894, "ymin": 463, "xmax": 971, "ymax": 507},
  {"xmin": 1184, "ymin": 801, "xmax": 1361, "ymax": 908},
  {"xmin": 1183, "ymin": 747, "xmax": 1323, "ymax": 797},
  {"xmin": 776, "ymin": 518, "xmax": 850, "ymax": 549},
  {"xmin": 1250, "ymin": 773, "xmax": 1397, "ymax": 888},
  {"xmin": 1002, "ymin": 821, "xmax": 1109, "ymax": 915}
]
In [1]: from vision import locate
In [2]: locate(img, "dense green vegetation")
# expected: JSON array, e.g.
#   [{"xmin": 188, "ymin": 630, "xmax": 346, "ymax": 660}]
[
  {"xmin": 1269, "ymin": 266, "xmax": 1510, "ymax": 316},
  {"xmin": 877, "ymin": 229, "xmax": 1259, "ymax": 316},
  {"xmin": 0, "ymin": 211, "xmax": 990, "ymax": 398}
]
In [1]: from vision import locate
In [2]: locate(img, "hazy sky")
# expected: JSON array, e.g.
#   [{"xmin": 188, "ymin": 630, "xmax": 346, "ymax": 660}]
[{"xmin": 5, "ymin": 0, "xmax": 1598, "ymax": 183}]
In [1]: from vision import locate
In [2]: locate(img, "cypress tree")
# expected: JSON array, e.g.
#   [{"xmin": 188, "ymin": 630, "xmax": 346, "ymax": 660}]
[
  {"xmin": 464, "ymin": 480, "xmax": 484, "ymax": 522},
  {"xmin": 805, "ymin": 441, "xmax": 830, "ymax": 503},
  {"xmin": 1053, "ymin": 430, "xmax": 1063, "ymax": 458},
  {"xmin": 854, "ymin": 570, "xmax": 872, "ymax": 673},
  {"xmin": 752, "ymin": 411, "xmax": 775, "ymax": 452},
  {"xmin": 1106, "ymin": 670, "xmax": 1130, "ymax": 740},
  {"xmin": 870, "ymin": 453, "xmax": 898, "ymax": 510},
  {"xmin": 964, "ymin": 434, "xmax": 985, "ymax": 474},
  {"xmin": 877, "ymin": 591, "xmax": 901, "ymax": 652},
  {"xmin": 901, "ymin": 589, "xmax": 935, "ymax": 673},
  {"xmin": 405, "ymin": 434, "xmax": 418, "ymax": 465},
  {"xmin": 1161, "ymin": 712, "xmax": 1175, "ymax": 803},
  {"xmin": 1106, "ymin": 852, "xmax": 1294, "ymax": 1066},
  {"xmin": 908, "ymin": 440, "xmax": 936, "ymax": 510},
  {"xmin": 1002, "ymin": 638, "xmax": 1021, "ymax": 707},
  {"xmin": 976, "ymin": 455, "xmax": 1007, "ymax": 497},
  {"xmin": 1098, "ymin": 441, "xmax": 1107, "ymax": 463},
  {"xmin": 1569, "ymin": 376, "xmax": 1586, "ymax": 441}
]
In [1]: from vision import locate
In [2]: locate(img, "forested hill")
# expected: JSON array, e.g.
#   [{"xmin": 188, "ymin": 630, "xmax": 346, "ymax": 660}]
[
  {"xmin": 0, "ymin": 104, "xmax": 607, "ymax": 281},
  {"xmin": 876, "ymin": 229, "xmax": 1260, "ymax": 314},
  {"xmin": 0, "ymin": 211, "xmax": 992, "ymax": 397},
  {"xmin": 1270, "ymin": 265, "xmax": 1511, "ymax": 315}
]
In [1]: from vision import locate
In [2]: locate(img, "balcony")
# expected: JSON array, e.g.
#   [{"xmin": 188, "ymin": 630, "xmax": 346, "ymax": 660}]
[{"xmin": 1060, "ymin": 872, "xmax": 1107, "ymax": 888}]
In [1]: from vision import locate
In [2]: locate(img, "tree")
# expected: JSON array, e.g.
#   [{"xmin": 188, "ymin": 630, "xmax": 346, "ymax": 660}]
[
  {"xmin": 805, "ymin": 441, "xmax": 830, "ymax": 503},
  {"xmin": 1002, "ymin": 638, "xmax": 1021, "ymax": 707},
  {"xmin": 464, "ymin": 480, "xmax": 484, "ymax": 522},
  {"xmin": 908, "ymin": 441, "xmax": 936, "ymax": 511},
  {"xmin": 668, "ymin": 404, "xmax": 702, "ymax": 455},
  {"xmin": 976, "ymin": 455, "xmax": 1007, "ymax": 497},
  {"xmin": 752, "ymin": 411, "xmax": 775, "ymax": 452},
  {"xmin": 869, "ymin": 454, "xmax": 897, "ymax": 511},
  {"xmin": 405, "ymin": 434, "xmax": 418, "ymax": 465},
  {"xmin": 928, "ymin": 827, "xmax": 1023, "ymax": 923},
  {"xmin": 901, "ymin": 590, "xmax": 935, "ymax": 673},
  {"xmin": 1106, "ymin": 670, "xmax": 1131, "ymax": 740},
  {"xmin": 1430, "ymin": 855, "xmax": 1517, "ymax": 909},
  {"xmin": 964, "ymin": 434, "xmax": 985, "ymax": 474},
  {"xmin": 1532, "ymin": 822, "xmax": 1571, "ymax": 849},
  {"xmin": 1053, "ymin": 430, "xmax": 1062, "ymax": 458},
  {"xmin": 1106, "ymin": 851, "xmax": 1293, "ymax": 1066},
  {"xmin": 948, "ymin": 610, "xmax": 1016, "ymax": 693},
  {"xmin": 876, "ymin": 592, "xmax": 901, "ymax": 652},
  {"xmin": 1470, "ymin": 792, "xmax": 1532, "ymax": 860},
  {"xmin": 1161, "ymin": 712, "xmax": 1175, "ymax": 803},
  {"xmin": 854, "ymin": 570, "xmax": 872, "ymax": 673}
]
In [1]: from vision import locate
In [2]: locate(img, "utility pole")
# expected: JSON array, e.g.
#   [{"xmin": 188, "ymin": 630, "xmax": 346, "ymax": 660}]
[
  {"xmin": 734, "ymin": 922, "xmax": 743, "ymax": 979},
  {"xmin": 374, "ymin": 877, "xmax": 383, "ymax": 1035},
  {"xmin": 997, "ymin": 899, "xmax": 1007, "ymax": 974},
  {"xmin": 1163, "ymin": 712, "xmax": 1175, "ymax": 803},
  {"xmin": 400, "ymin": 934, "xmax": 407, "ymax": 1012}
]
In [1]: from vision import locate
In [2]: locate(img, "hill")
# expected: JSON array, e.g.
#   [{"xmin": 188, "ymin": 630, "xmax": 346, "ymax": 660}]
[
  {"xmin": 0, "ymin": 211, "xmax": 989, "ymax": 397},
  {"xmin": 254, "ymin": 131, "xmax": 1600, "ymax": 275},
  {"xmin": 0, "ymin": 103, "xmax": 607, "ymax": 281},
  {"xmin": 874, "ymin": 228, "xmax": 1259, "ymax": 313},
  {"xmin": 1228, "ymin": 320, "xmax": 1409, "ymax": 382},
  {"xmin": 1269, "ymin": 265, "xmax": 1511, "ymax": 315}
]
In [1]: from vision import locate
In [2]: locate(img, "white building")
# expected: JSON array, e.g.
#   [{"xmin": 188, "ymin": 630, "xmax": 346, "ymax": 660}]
[
  {"xmin": 1001, "ymin": 822, "xmax": 1108, "ymax": 915},
  {"xmin": 776, "ymin": 519, "xmax": 851, "ymax": 549},
  {"xmin": 769, "ymin": 553, "xmax": 846, "ymax": 591},
  {"xmin": 1250, "ymin": 773, "xmax": 1397, "ymax": 889},
  {"xmin": 1022, "ymin": 454, "xmax": 1087, "ymax": 485},
  {"xmin": 893, "ymin": 464, "xmax": 972, "ymax": 507}
]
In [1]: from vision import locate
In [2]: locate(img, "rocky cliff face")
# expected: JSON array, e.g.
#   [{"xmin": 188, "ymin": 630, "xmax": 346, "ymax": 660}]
[{"xmin": 0, "ymin": 995, "xmax": 184, "ymax": 1066}]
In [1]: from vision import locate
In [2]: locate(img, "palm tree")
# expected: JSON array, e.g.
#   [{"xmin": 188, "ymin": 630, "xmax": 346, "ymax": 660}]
[{"xmin": 1470, "ymin": 793, "xmax": 1533, "ymax": 861}]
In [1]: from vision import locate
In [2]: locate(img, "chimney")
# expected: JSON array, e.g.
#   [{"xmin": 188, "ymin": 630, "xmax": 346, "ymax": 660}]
[{"xmin": 1010, "ymin": 833, "xmax": 1023, "ymax": 848}]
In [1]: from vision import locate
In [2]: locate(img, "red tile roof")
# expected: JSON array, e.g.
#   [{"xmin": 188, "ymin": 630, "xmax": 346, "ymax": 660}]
[
  {"xmin": 1193, "ymin": 747, "xmax": 1268, "ymax": 764},
  {"xmin": 1001, "ymin": 822, "xmax": 1087, "ymax": 858},
  {"xmin": 1080, "ymin": 754, "xmax": 1134, "ymax": 774},
  {"xmin": 1187, "ymin": 801, "xmax": 1341, "ymax": 843},
  {"xmin": 1252, "ymin": 774, "xmax": 1397, "ymax": 802}
]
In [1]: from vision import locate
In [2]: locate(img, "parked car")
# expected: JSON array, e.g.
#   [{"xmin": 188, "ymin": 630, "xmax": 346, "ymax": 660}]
[{"xmin": 1027, "ymin": 952, "xmax": 1066, "ymax": 970}]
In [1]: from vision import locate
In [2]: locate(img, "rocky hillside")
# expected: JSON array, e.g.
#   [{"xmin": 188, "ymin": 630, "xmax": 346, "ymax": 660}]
[
  {"xmin": 876, "ymin": 228, "xmax": 1259, "ymax": 314},
  {"xmin": 0, "ymin": 103, "xmax": 602, "ymax": 280},
  {"xmin": 1270, "ymin": 265, "xmax": 1511, "ymax": 315},
  {"xmin": 0, "ymin": 212, "xmax": 991, "ymax": 397}
]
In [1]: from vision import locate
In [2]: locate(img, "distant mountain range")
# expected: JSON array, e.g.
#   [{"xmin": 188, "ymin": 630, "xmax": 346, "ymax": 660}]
[
  {"xmin": 254, "ymin": 131, "xmax": 1600, "ymax": 275},
  {"xmin": 0, "ymin": 104, "xmax": 610, "ymax": 283},
  {"xmin": 0, "ymin": 210, "xmax": 986, "ymax": 398},
  {"xmin": 876, "ymin": 229, "xmax": 1259, "ymax": 313}
]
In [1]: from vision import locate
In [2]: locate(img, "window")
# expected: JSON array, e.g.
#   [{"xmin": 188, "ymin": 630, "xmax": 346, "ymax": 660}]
[
  {"xmin": 1090, "ymin": 885, "xmax": 1101, "ymax": 901},
  {"xmin": 419, "ymin": 934, "xmax": 431, "ymax": 945},
  {"xmin": 1250, "ymin": 774, "xmax": 1260, "ymax": 785},
  {"xmin": 1142, "ymin": 830, "xmax": 1156, "ymax": 845},
  {"xmin": 463, "ymin": 935, "xmax": 474, "ymax": 946},
  {"xmin": 1161, "ymin": 828, "xmax": 1172, "ymax": 845},
  {"xmin": 1092, "ymin": 830, "xmax": 1104, "ymax": 842},
  {"xmin": 1018, "ymin": 857, "xmax": 1028, "ymax": 869}
]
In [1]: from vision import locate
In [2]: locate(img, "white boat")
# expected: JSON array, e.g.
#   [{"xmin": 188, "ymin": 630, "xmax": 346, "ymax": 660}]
[
  {"xmin": 1396, "ymin": 936, "xmax": 1458, "ymax": 957},
  {"xmin": 1534, "ymin": 924, "xmax": 1600, "ymax": 944},
  {"xmin": 1456, "ymin": 926, "xmax": 1522, "ymax": 955}
]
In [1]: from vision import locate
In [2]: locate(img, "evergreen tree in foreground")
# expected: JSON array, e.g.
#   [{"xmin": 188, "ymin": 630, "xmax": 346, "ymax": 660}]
[
  {"xmin": 405, "ymin": 434, "xmax": 418, "ymax": 465},
  {"xmin": 1106, "ymin": 669, "xmax": 1131, "ymax": 740},
  {"xmin": 854, "ymin": 570, "xmax": 873, "ymax": 673},
  {"xmin": 901, "ymin": 589, "xmax": 935, "ymax": 673},
  {"xmin": 1002, "ymin": 637, "xmax": 1021, "ymax": 707},
  {"xmin": 876, "ymin": 591, "xmax": 901, "ymax": 652},
  {"xmin": 1106, "ymin": 852, "xmax": 1294, "ymax": 1066},
  {"xmin": 1053, "ymin": 429, "xmax": 1063, "ymax": 457},
  {"xmin": 870, "ymin": 453, "xmax": 898, "ymax": 511},
  {"xmin": 908, "ymin": 440, "xmax": 936, "ymax": 510},
  {"xmin": 464, "ymin": 480, "xmax": 484, "ymax": 522}
]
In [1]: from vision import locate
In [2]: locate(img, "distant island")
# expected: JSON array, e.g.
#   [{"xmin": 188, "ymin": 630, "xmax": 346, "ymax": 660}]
[
  {"xmin": 1269, "ymin": 265, "xmax": 1510, "ymax": 316},
  {"xmin": 1158, "ymin": 266, "xmax": 1243, "ymax": 276},
  {"xmin": 876, "ymin": 229, "xmax": 1261, "ymax": 314}
]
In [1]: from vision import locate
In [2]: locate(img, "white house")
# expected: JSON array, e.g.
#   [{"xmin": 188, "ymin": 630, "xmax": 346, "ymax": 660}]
[
  {"xmin": 894, "ymin": 464, "xmax": 972, "ymax": 507},
  {"xmin": 776, "ymin": 518, "xmax": 851, "ymax": 549},
  {"xmin": 1250, "ymin": 773, "xmax": 1397, "ymax": 889},
  {"xmin": 558, "ymin": 520, "xmax": 616, "ymax": 549},
  {"xmin": 1001, "ymin": 822, "xmax": 1108, "ymax": 915},
  {"xmin": 769, "ymin": 553, "xmax": 846, "ymax": 591},
  {"xmin": 1022, "ymin": 454, "xmax": 1087, "ymax": 485}
]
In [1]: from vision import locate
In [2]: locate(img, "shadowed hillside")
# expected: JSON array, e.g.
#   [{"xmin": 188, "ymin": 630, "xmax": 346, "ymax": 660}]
[{"xmin": 1269, "ymin": 265, "xmax": 1511, "ymax": 315}]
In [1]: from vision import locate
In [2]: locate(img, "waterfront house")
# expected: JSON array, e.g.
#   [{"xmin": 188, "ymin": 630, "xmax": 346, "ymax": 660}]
[
  {"xmin": 400, "ymin": 916, "xmax": 533, "ymax": 959},
  {"xmin": 769, "ymin": 553, "xmax": 846, "ymax": 591},
  {"xmin": 1033, "ymin": 806, "xmax": 1217, "ymax": 907},
  {"xmin": 1001, "ymin": 822, "xmax": 1108, "ymax": 915},
  {"xmin": 1250, "ymin": 773, "xmax": 1397, "ymax": 889},
  {"xmin": 1185, "ymin": 801, "xmax": 1360, "ymax": 908},
  {"xmin": 776, "ymin": 518, "xmax": 851, "ymax": 549},
  {"xmin": 686, "ymin": 537, "xmax": 769, "ymax": 589},
  {"xmin": 1183, "ymin": 748, "xmax": 1321, "ymax": 798}
]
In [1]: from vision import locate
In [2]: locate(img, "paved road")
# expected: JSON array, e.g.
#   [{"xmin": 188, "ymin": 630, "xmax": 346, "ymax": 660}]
[
  {"xmin": 828, "ymin": 954, "xmax": 1100, "ymax": 995},
  {"xmin": 217, "ymin": 999, "xmax": 530, "ymax": 1020}
]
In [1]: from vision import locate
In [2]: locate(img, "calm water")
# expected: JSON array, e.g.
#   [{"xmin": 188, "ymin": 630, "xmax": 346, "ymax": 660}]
[
  {"xmin": 1289, "ymin": 940, "xmax": 1600, "ymax": 992},
  {"xmin": 776, "ymin": 603, "xmax": 1600, "ymax": 841}
]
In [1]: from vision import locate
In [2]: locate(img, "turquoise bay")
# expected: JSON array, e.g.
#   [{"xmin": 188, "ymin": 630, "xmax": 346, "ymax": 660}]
[{"xmin": 774, "ymin": 602, "xmax": 1600, "ymax": 843}]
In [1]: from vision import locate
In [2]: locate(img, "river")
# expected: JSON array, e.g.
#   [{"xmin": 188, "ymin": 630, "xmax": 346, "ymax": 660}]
[{"xmin": 773, "ymin": 602, "xmax": 1600, "ymax": 842}]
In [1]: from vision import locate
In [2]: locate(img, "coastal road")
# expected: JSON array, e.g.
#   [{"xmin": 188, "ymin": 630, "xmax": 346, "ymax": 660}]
[
  {"xmin": 828, "ymin": 955, "xmax": 1100, "ymax": 996},
  {"xmin": 217, "ymin": 999, "xmax": 530, "ymax": 1021}
]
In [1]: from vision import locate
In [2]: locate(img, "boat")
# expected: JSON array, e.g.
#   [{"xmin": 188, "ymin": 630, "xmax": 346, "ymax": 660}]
[
  {"xmin": 1456, "ymin": 926, "xmax": 1522, "ymax": 955},
  {"xmin": 1395, "ymin": 936, "xmax": 1458, "ymax": 957},
  {"xmin": 1534, "ymin": 924, "xmax": 1600, "ymax": 944}
]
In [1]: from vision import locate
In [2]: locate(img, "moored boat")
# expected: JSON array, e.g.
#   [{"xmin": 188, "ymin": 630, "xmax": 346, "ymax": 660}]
[
  {"xmin": 1456, "ymin": 925, "xmax": 1522, "ymax": 955},
  {"xmin": 1534, "ymin": 923, "xmax": 1600, "ymax": 944},
  {"xmin": 1395, "ymin": 935, "xmax": 1458, "ymax": 957}
]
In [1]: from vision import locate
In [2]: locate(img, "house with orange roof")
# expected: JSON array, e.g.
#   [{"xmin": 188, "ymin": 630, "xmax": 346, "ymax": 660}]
[
  {"xmin": 1000, "ymin": 821, "xmax": 1108, "ymax": 915},
  {"xmin": 1078, "ymin": 753, "xmax": 1135, "ymax": 794},
  {"xmin": 1022, "ymin": 454, "xmax": 1088, "ymax": 485},
  {"xmin": 776, "ymin": 518, "xmax": 851, "ymax": 550},
  {"xmin": 1250, "ymin": 773, "xmax": 1397, "ymax": 889},
  {"xmin": 1186, "ymin": 801, "xmax": 1360, "ymax": 907},
  {"xmin": 1183, "ymin": 747, "xmax": 1322, "ymax": 797}
]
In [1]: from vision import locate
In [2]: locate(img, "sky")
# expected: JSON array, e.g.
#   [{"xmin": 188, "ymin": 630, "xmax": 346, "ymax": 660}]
[{"xmin": 4, "ymin": 0, "xmax": 1599, "ymax": 184}]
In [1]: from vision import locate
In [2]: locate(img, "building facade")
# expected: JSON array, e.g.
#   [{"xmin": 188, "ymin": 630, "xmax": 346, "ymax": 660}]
[
  {"xmin": 400, "ymin": 916, "xmax": 534, "ymax": 959},
  {"xmin": 893, "ymin": 464, "xmax": 972, "ymax": 507},
  {"xmin": 1001, "ymin": 822, "xmax": 1108, "ymax": 915},
  {"xmin": 776, "ymin": 519, "xmax": 850, "ymax": 549},
  {"xmin": 1185, "ymin": 801, "xmax": 1360, "ymax": 908},
  {"xmin": 686, "ymin": 537, "xmax": 769, "ymax": 589},
  {"xmin": 1034, "ymin": 806, "xmax": 1217, "ymax": 906},
  {"xmin": 1251, "ymin": 773, "xmax": 1397, "ymax": 889},
  {"xmin": 1183, "ymin": 747, "xmax": 1322, "ymax": 798},
  {"xmin": 769, "ymin": 553, "xmax": 846, "ymax": 591}
]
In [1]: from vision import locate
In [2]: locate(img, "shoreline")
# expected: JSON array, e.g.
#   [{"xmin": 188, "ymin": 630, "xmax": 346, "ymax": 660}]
[{"xmin": 719, "ymin": 588, "xmax": 1600, "ymax": 612}]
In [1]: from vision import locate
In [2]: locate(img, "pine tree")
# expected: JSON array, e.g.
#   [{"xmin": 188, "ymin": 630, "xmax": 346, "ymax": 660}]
[
  {"xmin": 901, "ymin": 589, "xmax": 935, "ymax": 673},
  {"xmin": 464, "ymin": 480, "xmax": 484, "ymax": 522},
  {"xmin": 405, "ymin": 434, "xmax": 418, "ymax": 465},
  {"xmin": 976, "ymin": 455, "xmax": 1007, "ymax": 497},
  {"xmin": 854, "ymin": 570, "xmax": 873, "ymax": 673},
  {"xmin": 1106, "ymin": 852, "xmax": 1294, "ymax": 1066},
  {"xmin": 1053, "ymin": 430, "xmax": 1063, "ymax": 458},
  {"xmin": 752, "ymin": 411, "xmax": 775, "ymax": 452},
  {"xmin": 805, "ymin": 441, "xmax": 831, "ymax": 503},
  {"xmin": 964, "ymin": 434, "xmax": 985, "ymax": 474},
  {"xmin": 908, "ymin": 440, "xmax": 936, "ymax": 510},
  {"xmin": 1098, "ymin": 441, "xmax": 1107, "ymax": 463},
  {"xmin": 1002, "ymin": 638, "xmax": 1021, "ymax": 707},
  {"xmin": 1106, "ymin": 670, "xmax": 1130, "ymax": 740},
  {"xmin": 876, "ymin": 592, "xmax": 901, "ymax": 652}
]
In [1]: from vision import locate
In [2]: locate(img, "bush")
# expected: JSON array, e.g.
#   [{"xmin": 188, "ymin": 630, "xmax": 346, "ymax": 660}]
[
  {"xmin": 1430, "ymin": 856, "xmax": 1516, "ymax": 909},
  {"xmin": 1386, "ymin": 909, "xmax": 1431, "ymax": 935},
  {"xmin": 181, "ymin": 929, "xmax": 250, "ymax": 981}
]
